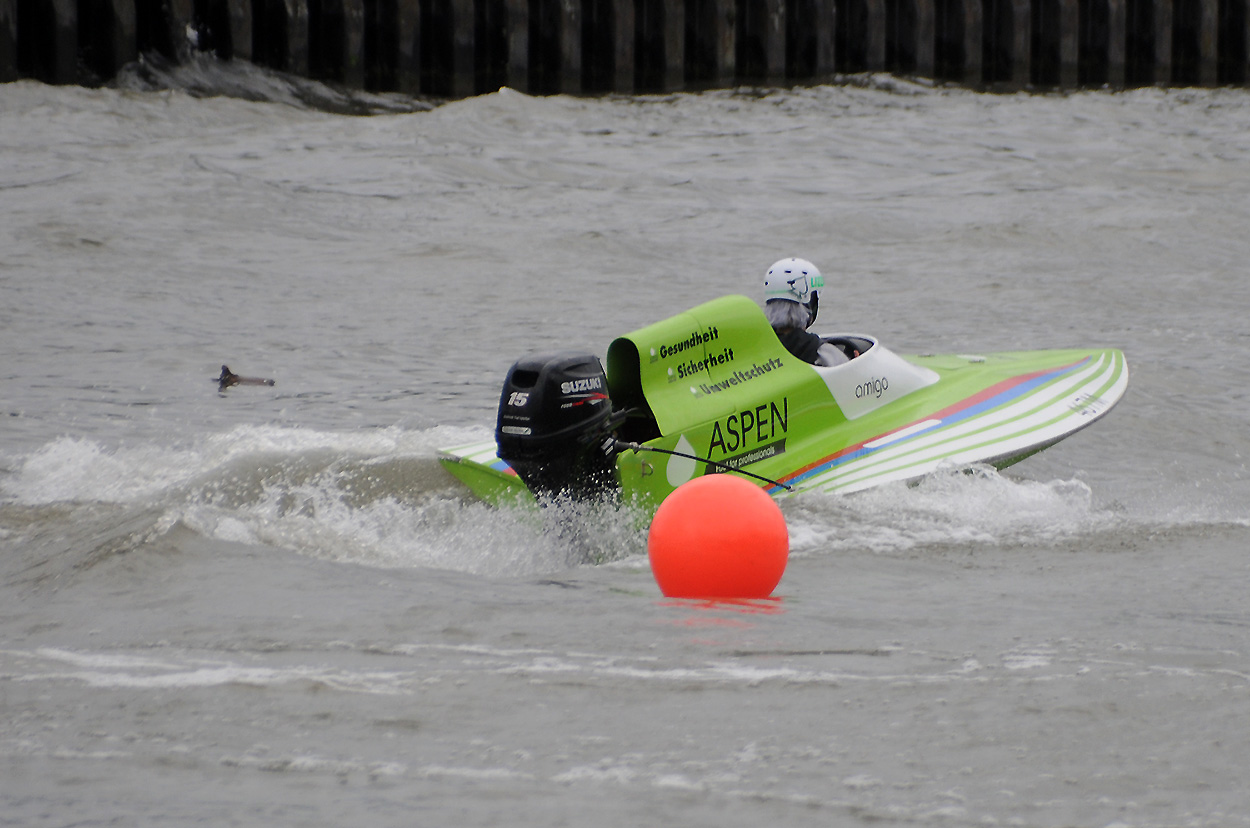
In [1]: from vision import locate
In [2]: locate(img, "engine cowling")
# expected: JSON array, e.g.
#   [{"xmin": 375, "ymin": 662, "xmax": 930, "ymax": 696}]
[{"xmin": 495, "ymin": 352, "xmax": 619, "ymax": 501}]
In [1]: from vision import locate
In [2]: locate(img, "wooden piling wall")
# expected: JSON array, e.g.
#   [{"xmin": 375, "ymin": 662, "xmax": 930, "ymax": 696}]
[{"xmin": 7, "ymin": 0, "xmax": 1250, "ymax": 92}]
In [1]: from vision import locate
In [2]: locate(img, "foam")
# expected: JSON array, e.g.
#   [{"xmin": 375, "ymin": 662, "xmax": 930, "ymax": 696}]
[
  {"xmin": 13, "ymin": 648, "xmax": 414, "ymax": 695},
  {"xmin": 3, "ymin": 425, "xmax": 633, "ymax": 576},
  {"xmin": 0, "ymin": 425, "xmax": 1178, "ymax": 577},
  {"xmin": 782, "ymin": 465, "xmax": 1125, "ymax": 555}
]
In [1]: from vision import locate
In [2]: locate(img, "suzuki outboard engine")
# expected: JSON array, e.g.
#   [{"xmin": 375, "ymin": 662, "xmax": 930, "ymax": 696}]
[{"xmin": 495, "ymin": 352, "xmax": 620, "ymax": 501}]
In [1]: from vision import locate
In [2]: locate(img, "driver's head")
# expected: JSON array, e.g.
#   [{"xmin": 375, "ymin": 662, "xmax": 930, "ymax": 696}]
[{"xmin": 763, "ymin": 257, "xmax": 823, "ymax": 328}]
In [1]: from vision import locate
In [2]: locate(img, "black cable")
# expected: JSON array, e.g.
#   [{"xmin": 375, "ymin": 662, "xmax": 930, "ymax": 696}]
[{"xmin": 608, "ymin": 440, "xmax": 793, "ymax": 492}]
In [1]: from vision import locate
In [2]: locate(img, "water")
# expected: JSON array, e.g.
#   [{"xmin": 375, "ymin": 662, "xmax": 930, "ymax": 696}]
[{"xmin": 3, "ymin": 64, "xmax": 1250, "ymax": 826}]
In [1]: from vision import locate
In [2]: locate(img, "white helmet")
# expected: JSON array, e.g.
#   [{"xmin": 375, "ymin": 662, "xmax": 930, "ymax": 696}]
[{"xmin": 764, "ymin": 257, "xmax": 823, "ymax": 324}]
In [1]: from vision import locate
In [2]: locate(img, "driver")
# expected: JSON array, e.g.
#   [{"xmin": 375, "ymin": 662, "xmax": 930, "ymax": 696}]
[{"xmin": 762, "ymin": 257, "xmax": 848, "ymax": 367}]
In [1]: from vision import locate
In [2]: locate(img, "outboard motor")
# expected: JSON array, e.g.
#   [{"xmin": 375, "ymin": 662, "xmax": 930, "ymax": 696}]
[{"xmin": 495, "ymin": 352, "xmax": 620, "ymax": 501}]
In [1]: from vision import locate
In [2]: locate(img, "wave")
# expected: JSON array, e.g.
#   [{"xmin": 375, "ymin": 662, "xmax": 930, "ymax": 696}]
[
  {"xmin": 4, "ymin": 424, "xmax": 1245, "ymax": 580},
  {"xmin": 0, "ymin": 425, "xmax": 649, "ymax": 578},
  {"xmin": 112, "ymin": 52, "xmax": 438, "ymax": 115},
  {"xmin": 781, "ymin": 464, "xmax": 1124, "ymax": 554}
]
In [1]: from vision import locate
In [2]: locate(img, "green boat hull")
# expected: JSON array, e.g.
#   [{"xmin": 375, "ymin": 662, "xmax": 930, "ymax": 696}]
[{"xmin": 439, "ymin": 295, "xmax": 1128, "ymax": 514}]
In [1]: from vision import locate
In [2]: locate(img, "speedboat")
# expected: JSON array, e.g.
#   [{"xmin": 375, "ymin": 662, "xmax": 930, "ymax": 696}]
[{"xmin": 438, "ymin": 295, "xmax": 1128, "ymax": 512}]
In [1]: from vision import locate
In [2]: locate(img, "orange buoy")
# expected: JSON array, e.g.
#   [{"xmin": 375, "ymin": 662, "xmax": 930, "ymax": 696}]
[{"xmin": 647, "ymin": 474, "xmax": 789, "ymax": 598}]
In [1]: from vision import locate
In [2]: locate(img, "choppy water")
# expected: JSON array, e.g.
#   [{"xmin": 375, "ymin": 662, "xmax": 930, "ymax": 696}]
[{"xmin": 3, "ymin": 63, "xmax": 1250, "ymax": 826}]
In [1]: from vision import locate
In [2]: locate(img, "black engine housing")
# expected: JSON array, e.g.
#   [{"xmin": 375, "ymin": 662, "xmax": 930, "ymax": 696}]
[{"xmin": 495, "ymin": 352, "xmax": 619, "ymax": 500}]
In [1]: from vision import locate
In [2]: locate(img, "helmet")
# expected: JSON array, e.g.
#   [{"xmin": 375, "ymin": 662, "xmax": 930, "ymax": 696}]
[{"xmin": 763, "ymin": 257, "xmax": 823, "ymax": 326}]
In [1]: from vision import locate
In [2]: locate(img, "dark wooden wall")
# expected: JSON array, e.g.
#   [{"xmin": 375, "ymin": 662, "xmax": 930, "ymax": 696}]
[{"xmin": 4, "ymin": 0, "xmax": 1247, "ymax": 92}]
